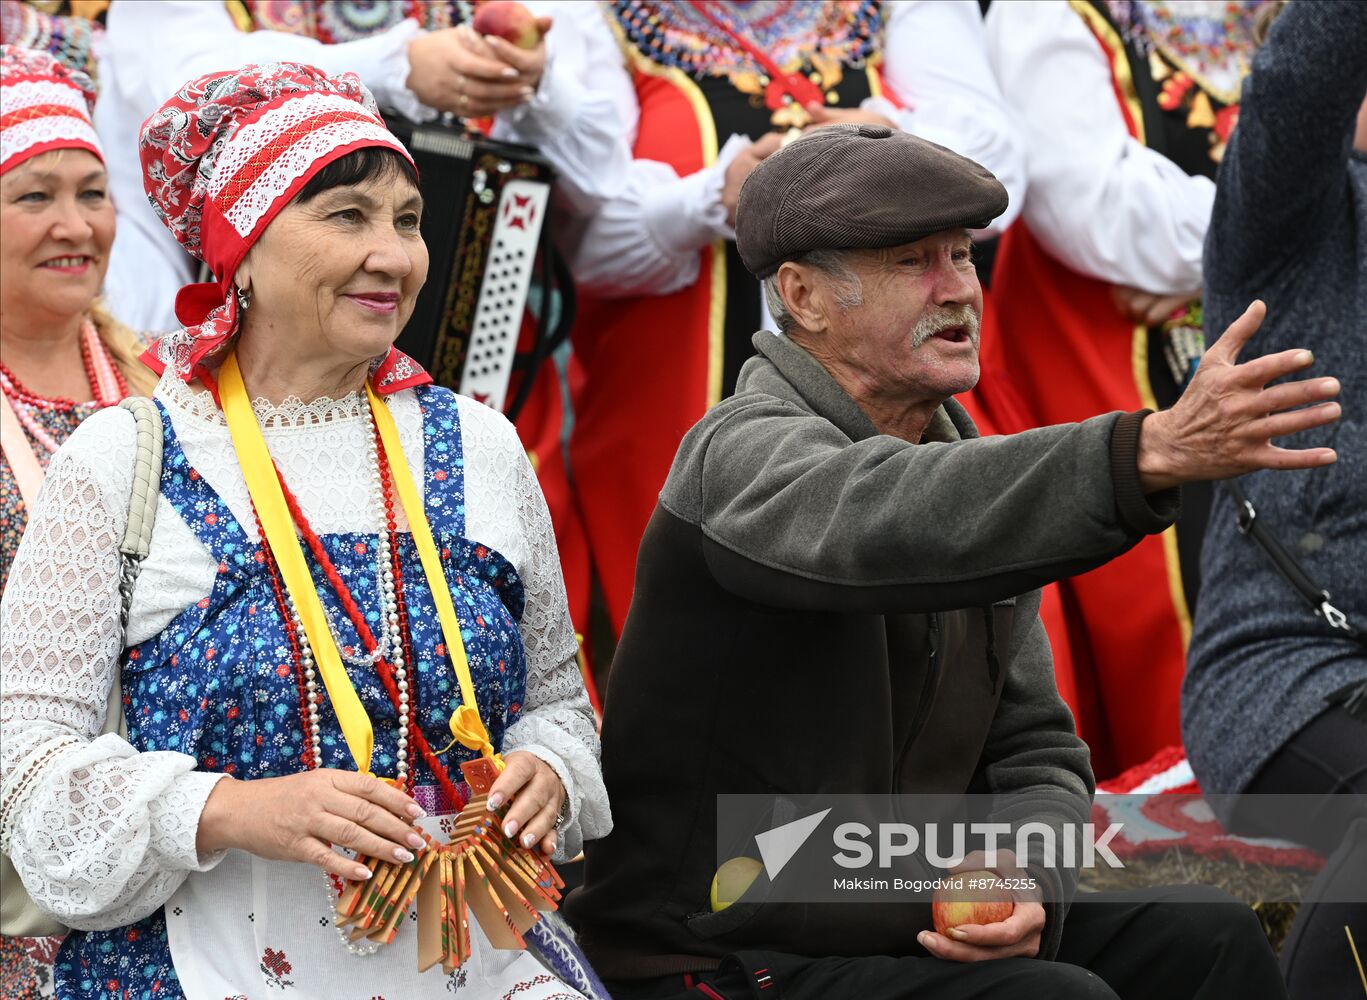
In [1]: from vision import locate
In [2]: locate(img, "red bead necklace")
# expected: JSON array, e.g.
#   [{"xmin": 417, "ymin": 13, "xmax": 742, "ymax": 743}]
[
  {"xmin": 251, "ymin": 412, "xmax": 467, "ymax": 810},
  {"xmin": 0, "ymin": 319, "xmax": 126, "ymax": 411}
]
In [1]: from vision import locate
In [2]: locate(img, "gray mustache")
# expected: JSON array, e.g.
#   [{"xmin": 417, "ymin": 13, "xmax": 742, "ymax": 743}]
[{"xmin": 909, "ymin": 306, "xmax": 981, "ymax": 349}]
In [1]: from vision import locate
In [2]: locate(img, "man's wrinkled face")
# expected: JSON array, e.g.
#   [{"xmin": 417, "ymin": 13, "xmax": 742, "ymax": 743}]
[{"xmin": 817, "ymin": 230, "xmax": 983, "ymax": 404}]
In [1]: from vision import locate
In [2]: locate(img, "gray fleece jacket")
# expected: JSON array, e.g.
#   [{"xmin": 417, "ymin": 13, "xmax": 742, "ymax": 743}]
[{"xmin": 568, "ymin": 331, "xmax": 1181, "ymax": 979}]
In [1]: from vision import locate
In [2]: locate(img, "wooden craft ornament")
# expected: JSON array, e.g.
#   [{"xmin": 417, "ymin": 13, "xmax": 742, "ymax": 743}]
[{"xmin": 335, "ymin": 758, "xmax": 565, "ymax": 972}]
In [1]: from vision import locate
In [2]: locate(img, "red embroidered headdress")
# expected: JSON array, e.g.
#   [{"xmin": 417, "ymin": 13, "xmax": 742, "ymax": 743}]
[
  {"xmin": 0, "ymin": 44, "xmax": 103, "ymax": 176},
  {"xmin": 138, "ymin": 61, "xmax": 428, "ymax": 392}
]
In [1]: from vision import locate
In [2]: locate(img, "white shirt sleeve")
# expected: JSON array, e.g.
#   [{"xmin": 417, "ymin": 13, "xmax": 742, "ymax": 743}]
[
  {"xmin": 536, "ymin": 1, "xmax": 1027, "ymax": 297},
  {"xmin": 491, "ymin": 0, "xmax": 633, "ymax": 218},
  {"xmin": 454, "ymin": 398, "xmax": 611, "ymax": 861},
  {"xmin": 102, "ymin": 1, "xmax": 427, "ymax": 121},
  {"xmin": 986, "ymin": 0, "xmax": 1213, "ymax": 293},
  {"xmin": 498, "ymin": 1, "xmax": 742, "ymax": 297},
  {"xmin": 868, "ymin": 0, "xmax": 1026, "ymax": 236},
  {"xmin": 0, "ymin": 407, "xmax": 226, "ymax": 931}
]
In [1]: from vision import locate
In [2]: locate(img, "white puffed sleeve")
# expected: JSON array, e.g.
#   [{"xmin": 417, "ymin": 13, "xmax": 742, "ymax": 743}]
[
  {"xmin": 492, "ymin": 0, "xmax": 633, "ymax": 218},
  {"xmin": 500, "ymin": 1, "xmax": 746, "ymax": 298},
  {"xmin": 455, "ymin": 398, "xmax": 611, "ymax": 860},
  {"xmin": 870, "ymin": 0, "xmax": 1026, "ymax": 236},
  {"xmin": 0, "ymin": 407, "xmax": 227, "ymax": 931},
  {"xmin": 986, "ymin": 0, "xmax": 1213, "ymax": 293}
]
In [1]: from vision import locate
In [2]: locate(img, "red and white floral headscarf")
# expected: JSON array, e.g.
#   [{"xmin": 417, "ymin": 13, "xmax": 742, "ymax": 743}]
[
  {"xmin": 0, "ymin": 43, "xmax": 103, "ymax": 176},
  {"xmin": 138, "ymin": 60, "xmax": 428, "ymax": 392}
]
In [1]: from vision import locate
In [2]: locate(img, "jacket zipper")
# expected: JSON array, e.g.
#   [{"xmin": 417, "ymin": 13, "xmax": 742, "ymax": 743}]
[{"xmin": 892, "ymin": 612, "xmax": 940, "ymax": 790}]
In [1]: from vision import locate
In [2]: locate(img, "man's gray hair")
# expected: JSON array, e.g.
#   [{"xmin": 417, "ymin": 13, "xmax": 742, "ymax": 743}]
[{"xmin": 763, "ymin": 249, "xmax": 864, "ymax": 335}]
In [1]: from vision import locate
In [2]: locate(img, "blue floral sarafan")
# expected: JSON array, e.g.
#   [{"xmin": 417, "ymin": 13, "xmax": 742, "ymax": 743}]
[{"xmin": 54, "ymin": 386, "xmax": 530, "ymax": 998}]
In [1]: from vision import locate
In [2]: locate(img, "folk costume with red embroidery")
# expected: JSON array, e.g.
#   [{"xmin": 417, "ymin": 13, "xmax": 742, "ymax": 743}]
[
  {"xmin": 527, "ymin": 0, "xmax": 1026, "ymax": 642},
  {"xmin": 984, "ymin": 0, "xmax": 1268, "ymax": 777},
  {"xmin": 1, "ymin": 58, "xmax": 608, "ymax": 999}
]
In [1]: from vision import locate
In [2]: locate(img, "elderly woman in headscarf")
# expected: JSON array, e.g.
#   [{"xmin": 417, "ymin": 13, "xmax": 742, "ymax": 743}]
[
  {"xmin": 0, "ymin": 61, "xmax": 610, "ymax": 998},
  {"xmin": 0, "ymin": 45, "xmax": 154, "ymax": 589},
  {"xmin": 0, "ymin": 44, "xmax": 154, "ymax": 999}
]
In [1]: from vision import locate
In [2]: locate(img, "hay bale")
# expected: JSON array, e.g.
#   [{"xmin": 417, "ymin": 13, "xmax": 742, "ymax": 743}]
[{"xmin": 1075, "ymin": 847, "xmax": 1310, "ymax": 952}]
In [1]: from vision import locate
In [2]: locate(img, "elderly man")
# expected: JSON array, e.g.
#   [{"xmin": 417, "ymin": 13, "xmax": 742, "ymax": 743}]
[{"xmin": 566, "ymin": 125, "xmax": 1339, "ymax": 999}]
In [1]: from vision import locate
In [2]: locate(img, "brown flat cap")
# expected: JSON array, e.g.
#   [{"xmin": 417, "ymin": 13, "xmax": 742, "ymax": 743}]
[{"xmin": 735, "ymin": 123, "xmax": 1008, "ymax": 278}]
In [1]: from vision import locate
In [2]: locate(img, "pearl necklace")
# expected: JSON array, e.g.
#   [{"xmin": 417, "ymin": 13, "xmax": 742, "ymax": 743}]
[
  {"xmin": 277, "ymin": 393, "xmax": 411, "ymax": 785},
  {"xmin": 262, "ymin": 394, "xmax": 413, "ymax": 956}
]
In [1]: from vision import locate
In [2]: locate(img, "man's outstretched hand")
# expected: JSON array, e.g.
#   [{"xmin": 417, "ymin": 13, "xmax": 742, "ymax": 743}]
[{"xmin": 1138, "ymin": 300, "xmax": 1340, "ymax": 493}]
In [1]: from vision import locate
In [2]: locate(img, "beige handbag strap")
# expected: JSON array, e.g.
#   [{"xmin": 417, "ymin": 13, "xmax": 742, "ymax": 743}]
[
  {"xmin": 109, "ymin": 398, "xmax": 163, "ymax": 738},
  {"xmin": 0, "ymin": 391, "xmax": 45, "ymax": 511}
]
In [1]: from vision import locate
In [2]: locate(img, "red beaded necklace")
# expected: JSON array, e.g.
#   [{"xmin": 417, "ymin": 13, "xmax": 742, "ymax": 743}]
[
  {"xmin": 251, "ymin": 410, "xmax": 468, "ymax": 810},
  {"xmin": 0, "ymin": 318, "xmax": 126, "ymax": 411}
]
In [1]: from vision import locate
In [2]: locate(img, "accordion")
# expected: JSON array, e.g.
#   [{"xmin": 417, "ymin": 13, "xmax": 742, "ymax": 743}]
[{"xmin": 385, "ymin": 117, "xmax": 561, "ymax": 415}]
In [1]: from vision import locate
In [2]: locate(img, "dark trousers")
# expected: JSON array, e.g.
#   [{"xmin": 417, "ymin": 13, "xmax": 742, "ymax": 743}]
[
  {"xmin": 1239, "ymin": 705, "xmax": 1367, "ymax": 1000},
  {"xmin": 606, "ymin": 886, "xmax": 1285, "ymax": 1000}
]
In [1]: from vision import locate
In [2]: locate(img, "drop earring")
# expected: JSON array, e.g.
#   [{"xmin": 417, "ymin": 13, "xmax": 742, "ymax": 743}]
[{"xmin": 236, "ymin": 284, "xmax": 252, "ymax": 311}]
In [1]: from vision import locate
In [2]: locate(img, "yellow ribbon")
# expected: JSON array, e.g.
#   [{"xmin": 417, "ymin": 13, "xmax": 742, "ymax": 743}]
[
  {"xmin": 220, "ymin": 353, "xmax": 501, "ymax": 776},
  {"xmin": 365, "ymin": 383, "xmax": 502, "ymax": 767},
  {"xmin": 220, "ymin": 354, "xmax": 374, "ymax": 774}
]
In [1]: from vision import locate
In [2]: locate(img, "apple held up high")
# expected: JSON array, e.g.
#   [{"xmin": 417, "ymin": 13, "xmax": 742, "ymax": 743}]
[
  {"xmin": 931, "ymin": 870, "xmax": 1015, "ymax": 936},
  {"xmin": 472, "ymin": 0, "xmax": 543, "ymax": 49}
]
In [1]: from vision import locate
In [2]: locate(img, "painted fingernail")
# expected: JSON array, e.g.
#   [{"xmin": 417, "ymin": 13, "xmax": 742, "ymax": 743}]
[
  {"xmin": 522, "ymin": 832, "xmax": 536, "ymax": 849},
  {"xmin": 487, "ymin": 792, "xmax": 505, "ymax": 811},
  {"xmin": 407, "ymin": 832, "xmax": 426, "ymax": 850},
  {"xmin": 354, "ymin": 865, "xmax": 373, "ymax": 880},
  {"xmin": 504, "ymin": 819, "xmax": 520, "ymax": 838},
  {"xmin": 406, "ymin": 803, "xmax": 426, "ymax": 819},
  {"xmin": 394, "ymin": 847, "xmax": 415, "ymax": 863}
]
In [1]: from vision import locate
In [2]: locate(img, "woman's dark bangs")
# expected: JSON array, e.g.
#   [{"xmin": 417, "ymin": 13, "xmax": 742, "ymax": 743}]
[{"xmin": 296, "ymin": 146, "xmax": 417, "ymax": 203}]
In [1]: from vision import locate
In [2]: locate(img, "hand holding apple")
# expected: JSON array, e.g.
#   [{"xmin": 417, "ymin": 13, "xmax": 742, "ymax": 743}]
[
  {"xmin": 471, "ymin": 1, "xmax": 554, "ymax": 103},
  {"xmin": 405, "ymin": 10, "xmax": 553, "ymax": 119},
  {"xmin": 472, "ymin": 1, "xmax": 544, "ymax": 49},
  {"xmin": 918, "ymin": 849, "xmax": 1046, "ymax": 963},
  {"xmin": 931, "ymin": 869, "xmax": 1015, "ymax": 937}
]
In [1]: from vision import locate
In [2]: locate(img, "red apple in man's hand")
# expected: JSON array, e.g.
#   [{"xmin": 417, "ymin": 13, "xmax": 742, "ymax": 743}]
[
  {"xmin": 931, "ymin": 870, "xmax": 1015, "ymax": 936},
  {"xmin": 472, "ymin": 1, "xmax": 542, "ymax": 49}
]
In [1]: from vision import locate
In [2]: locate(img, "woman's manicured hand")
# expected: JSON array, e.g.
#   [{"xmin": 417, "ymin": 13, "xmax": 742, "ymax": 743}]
[
  {"xmin": 406, "ymin": 21, "xmax": 552, "ymax": 118},
  {"xmin": 486, "ymin": 751, "xmax": 566, "ymax": 856},
  {"xmin": 197, "ymin": 769, "xmax": 427, "ymax": 882}
]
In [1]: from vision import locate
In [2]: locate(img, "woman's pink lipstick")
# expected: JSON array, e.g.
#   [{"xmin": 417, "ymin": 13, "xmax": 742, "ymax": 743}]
[{"xmin": 346, "ymin": 291, "xmax": 399, "ymax": 314}]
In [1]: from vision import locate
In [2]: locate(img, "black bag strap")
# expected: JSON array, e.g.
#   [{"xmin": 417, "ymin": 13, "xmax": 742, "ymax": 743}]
[{"xmin": 1227, "ymin": 479, "xmax": 1362, "ymax": 643}]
